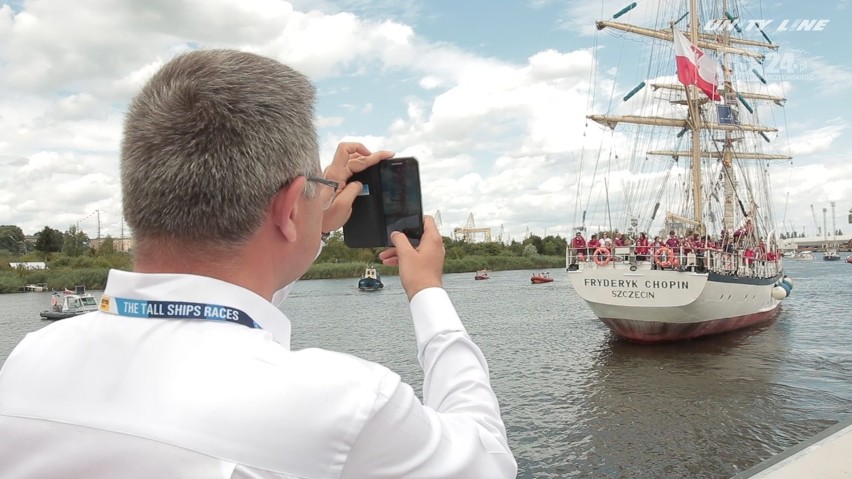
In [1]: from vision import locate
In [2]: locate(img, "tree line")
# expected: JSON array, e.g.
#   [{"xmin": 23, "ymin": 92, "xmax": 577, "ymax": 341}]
[{"xmin": 1, "ymin": 224, "xmax": 569, "ymax": 292}]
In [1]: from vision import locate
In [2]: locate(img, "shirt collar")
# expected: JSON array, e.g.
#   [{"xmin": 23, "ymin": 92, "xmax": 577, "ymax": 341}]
[{"xmin": 102, "ymin": 269, "xmax": 292, "ymax": 348}]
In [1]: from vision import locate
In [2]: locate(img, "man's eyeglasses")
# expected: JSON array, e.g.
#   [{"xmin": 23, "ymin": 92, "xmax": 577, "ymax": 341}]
[{"xmin": 306, "ymin": 176, "xmax": 339, "ymax": 210}]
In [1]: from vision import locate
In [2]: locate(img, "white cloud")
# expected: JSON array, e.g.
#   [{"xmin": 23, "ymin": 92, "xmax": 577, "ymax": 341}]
[
  {"xmin": 786, "ymin": 122, "xmax": 846, "ymax": 157},
  {"xmin": 0, "ymin": 0, "xmax": 848, "ymax": 247}
]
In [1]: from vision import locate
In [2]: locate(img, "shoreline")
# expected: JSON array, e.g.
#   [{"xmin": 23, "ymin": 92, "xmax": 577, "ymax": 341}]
[{"xmin": 0, "ymin": 255, "xmax": 567, "ymax": 294}]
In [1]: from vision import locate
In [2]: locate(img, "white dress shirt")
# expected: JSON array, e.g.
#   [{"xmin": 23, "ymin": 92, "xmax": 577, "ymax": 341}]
[{"xmin": 0, "ymin": 270, "xmax": 516, "ymax": 478}]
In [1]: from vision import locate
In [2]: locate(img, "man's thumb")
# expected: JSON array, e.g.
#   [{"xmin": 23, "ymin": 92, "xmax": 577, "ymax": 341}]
[{"xmin": 389, "ymin": 231, "xmax": 414, "ymax": 252}]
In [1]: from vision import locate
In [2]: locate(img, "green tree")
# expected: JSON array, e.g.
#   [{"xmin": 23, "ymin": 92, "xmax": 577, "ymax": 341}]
[
  {"xmin": 35, "ymin": 226, "xmax": 64, "ymax": 253},
  {"xmin": 62, "ymin": 225, "xmax": 90, "ymax": 257},
  {"xmin": 315, "ymin": 231, "xmax": 382, "ymax": 264},
  {"xmin": 0, "ymin": 225, "xmax": 25, "ymax": 254},
  {"xmin": 523, "ymin": 235, "xmax": 544, "ymax": 255},
  {"xmin": 542, "ymin": 235, "xmax": 567, "ymax": 256},
  {"xmin": 98, "ymin": 236, "xmax": 116, "ymax": 255}
]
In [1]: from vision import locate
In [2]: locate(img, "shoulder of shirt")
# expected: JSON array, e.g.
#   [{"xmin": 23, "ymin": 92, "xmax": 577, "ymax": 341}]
[{"xmin": 289, "ymin": 347, "xmax": 396, "ymax": 382}]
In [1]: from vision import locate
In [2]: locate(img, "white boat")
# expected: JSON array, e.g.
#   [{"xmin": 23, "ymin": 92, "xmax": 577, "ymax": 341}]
[
  {"xmin": 794, "ymin": 250, "xmax": 814, "ymax": 261},
  {"xmin": 40, "ymin": 286, "xmax": 99, "ymax": 320},
  {"xmin": 566, "ymin": 0, "xmax": 793, "ymax": 342},
  {"xmin": 820, "ymin": 203, "xmax": 841, "ymax": 261}
]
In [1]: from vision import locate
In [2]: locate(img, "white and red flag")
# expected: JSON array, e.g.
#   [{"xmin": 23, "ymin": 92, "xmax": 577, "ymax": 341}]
[{"xmin": 673, "ymin": 29, "xmax": 720, "ymax": 101}]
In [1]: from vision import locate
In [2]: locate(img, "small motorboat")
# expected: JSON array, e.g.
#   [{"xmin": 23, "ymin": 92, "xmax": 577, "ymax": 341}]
[
  {"xmin": 474, "ymin": 270, "xmax": 489, "ymax": 280},
  {"xmin": 40, "ymin": 286, "xmax": 98, "ymax": 320},
  {"xmin": 358, "ymin": 267, "xmax": 384, "ymax": 292},
  {"xmin": 823, "ymin": 250, "xmax": 841, "ymax": 261},
  {"xmin": 531, "ymin": 272, "xmax": 554, "ymax": 284},
  {"xmin": 23, "ymin": 282, "xmax": 48, "ymax": 292},
  {"xmin": 794, "ymin": 250, "xmax": 814, "ymax": 261}
]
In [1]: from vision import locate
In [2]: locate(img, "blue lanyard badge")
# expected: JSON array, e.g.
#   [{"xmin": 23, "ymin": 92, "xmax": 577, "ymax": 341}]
[{"xmin": 100, "ymin": 296, "xmax": 259, "ymax": 329}]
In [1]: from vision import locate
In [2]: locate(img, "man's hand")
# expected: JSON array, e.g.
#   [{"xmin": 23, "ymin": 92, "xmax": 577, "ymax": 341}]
[
  {"xmin": 378, "ymin": 216, "xmax": 444, "ymax": 301},
  {"xmin": 321, "ymin": 142, "xmax": 394, "ymax": 233}
]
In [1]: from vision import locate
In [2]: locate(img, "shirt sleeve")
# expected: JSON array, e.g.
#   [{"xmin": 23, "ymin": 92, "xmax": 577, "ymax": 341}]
[{"xmin": 341, "ymin": 288, "xmax": 517, "ymax": 478}]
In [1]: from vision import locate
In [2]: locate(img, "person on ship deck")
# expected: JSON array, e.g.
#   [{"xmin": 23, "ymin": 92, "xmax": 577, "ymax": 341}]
[
  {"xmin": 635, "ymin": 232, "xmax": 650, "ymax": 261},
  {"xmin": 569, "ymin": 232, "xmax": 587, "ymax": 268},
  {"xmin": 587, "ymin": 234, "xmax": 600, "ymax": 255}
]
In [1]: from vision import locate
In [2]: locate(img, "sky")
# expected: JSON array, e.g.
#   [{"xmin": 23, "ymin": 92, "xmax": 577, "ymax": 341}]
[{"xmin": 1, "ymin": 0, "xmax": 851, "ymax": 244}]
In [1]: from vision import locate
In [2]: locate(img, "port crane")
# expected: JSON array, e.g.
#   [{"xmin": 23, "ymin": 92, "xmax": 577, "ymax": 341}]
[
  {"xmin": 453, "ymin": 213, "xmax": 492, "ymax": 242},
  {"xmin": 810, "ymin": 204, "xmax": 820, "ymax": 237}
]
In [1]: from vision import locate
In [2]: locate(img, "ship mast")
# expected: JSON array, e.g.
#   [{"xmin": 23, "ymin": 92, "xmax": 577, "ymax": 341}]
[
  {"xmin": 719, "ymin": 0, "xmax": 737, "ymax": 232},
  {"xmin": 688, "ymin": 0, "xmax": 702, "ymax": 229},
  {"xmin": 588, "ymin": 0, "xmax": 792, "ymax": 235}
]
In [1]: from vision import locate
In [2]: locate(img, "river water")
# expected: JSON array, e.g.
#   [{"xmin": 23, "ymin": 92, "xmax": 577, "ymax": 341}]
[{"xmin": 1, "ymin": 259, "xmax": 850, "ymax": 478}]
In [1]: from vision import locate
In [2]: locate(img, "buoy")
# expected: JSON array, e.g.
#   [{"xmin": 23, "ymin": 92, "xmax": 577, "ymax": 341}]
[
  {"xmin": 781, "ymin": 276, "xmax": 793, "ymax": 297},
  {"xmin": 771, "ymin": 286, "xmax": 787, "ymax": 300}
]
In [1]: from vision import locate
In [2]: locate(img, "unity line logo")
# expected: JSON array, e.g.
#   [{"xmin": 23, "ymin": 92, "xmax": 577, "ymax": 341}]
[{"xmin": 704, "ymin": 19, "xmax": 830, "ymax": 32}]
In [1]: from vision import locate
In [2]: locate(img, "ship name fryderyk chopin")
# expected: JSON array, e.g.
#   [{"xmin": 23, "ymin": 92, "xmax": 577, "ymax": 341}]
[{"xmin": 583, "ymin": 279, "xmax": 690, "ymax": 290}]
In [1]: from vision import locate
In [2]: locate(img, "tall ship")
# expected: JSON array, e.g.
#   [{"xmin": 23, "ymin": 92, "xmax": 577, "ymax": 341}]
[{"xmin": 566, "ymin": 0, "xmax": 793, "ymax": 342}]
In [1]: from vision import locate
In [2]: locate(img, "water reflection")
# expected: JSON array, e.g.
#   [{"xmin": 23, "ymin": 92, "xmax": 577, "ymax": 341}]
[{"xmin": 579, "ymin": 311, "xmax": 833, "ymax": 478}]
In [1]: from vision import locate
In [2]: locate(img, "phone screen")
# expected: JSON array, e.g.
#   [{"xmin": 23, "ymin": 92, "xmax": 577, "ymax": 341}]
[
  {"xmin": 380, "ymin": 159, "xmax": 423, "ymax": 245},
  {"xmin": 343, "ymin": 157, "xmax": 423, "ymax": 248}
]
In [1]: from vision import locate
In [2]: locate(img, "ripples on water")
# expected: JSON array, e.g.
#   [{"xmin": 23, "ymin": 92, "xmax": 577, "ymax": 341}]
[{"xmin": 2, "ymin": 260, "xmax": 850, "ymax": 478}]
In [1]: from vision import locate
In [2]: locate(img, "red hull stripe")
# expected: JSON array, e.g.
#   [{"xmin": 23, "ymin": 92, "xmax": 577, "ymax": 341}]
[{"xmin": 599, "ymin": 306, "xmax": 781, "ymax": 343}]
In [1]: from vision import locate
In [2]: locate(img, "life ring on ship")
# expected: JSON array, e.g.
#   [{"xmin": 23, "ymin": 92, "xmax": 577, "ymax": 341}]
[
  {"xmin": 654, "ymin": 246, "xmax": 674, "ymax": 268},
  {"xmin": 593, "ymin": 247, "xmax": 612, "ymax": 266}
]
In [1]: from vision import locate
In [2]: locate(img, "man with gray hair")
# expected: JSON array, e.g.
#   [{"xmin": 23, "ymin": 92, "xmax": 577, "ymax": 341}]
[{"xmin": 0, "ymin": 50, "xmax": 516, "ymax": 478}]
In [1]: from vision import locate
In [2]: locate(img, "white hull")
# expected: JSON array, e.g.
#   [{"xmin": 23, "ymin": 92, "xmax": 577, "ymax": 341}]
[{"xmin": 567, "ymin": 258, "xmax": 785, "ymax": 342}]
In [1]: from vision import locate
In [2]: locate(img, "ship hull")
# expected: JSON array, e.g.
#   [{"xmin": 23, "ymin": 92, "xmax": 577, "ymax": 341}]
[
  {"xmin": 358, "ymin": 278, "xmax": 383, "ymax": 292},
  {"xmin": 568, "ymin": 264, "xmax": 783, "ymax": 343},
  {"xmin": 599, "ymin": 306, "xmax": 780, "ymax": 342}
]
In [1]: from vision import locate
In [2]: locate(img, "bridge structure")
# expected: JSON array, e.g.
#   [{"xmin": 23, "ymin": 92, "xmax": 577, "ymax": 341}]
[{"xmin": 453, "ymin": 213, "xmax": 492, "ymax": 242}]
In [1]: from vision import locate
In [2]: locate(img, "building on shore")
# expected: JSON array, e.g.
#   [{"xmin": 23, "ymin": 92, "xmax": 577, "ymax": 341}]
[
  {"xmin": 778, "ymin": 234, "xmax": 852, "ymax": 252},
  {"xmin": 89, "ymin": 237, "xmax": 135, "ymax": 253}
]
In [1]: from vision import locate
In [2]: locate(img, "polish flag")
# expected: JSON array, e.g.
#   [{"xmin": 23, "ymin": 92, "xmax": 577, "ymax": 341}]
[{"xmin": 673, "ymin": 29, "xmax": 720, "ymax": 101}]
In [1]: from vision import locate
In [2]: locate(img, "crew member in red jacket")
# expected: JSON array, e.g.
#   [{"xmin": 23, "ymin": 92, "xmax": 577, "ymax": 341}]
[
  {"xmin": 635, "ymin": 232, "xmax": 650, "ymax": 261},
  {"xmin": 569, "ymin": 232, "xmax": 587, "ymax": 267}
]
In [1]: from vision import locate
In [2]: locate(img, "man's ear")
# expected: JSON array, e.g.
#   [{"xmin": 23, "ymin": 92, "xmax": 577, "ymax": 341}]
[{"xmin": 271, "ymin": 177, "xmax": 306, "ymax": 242}]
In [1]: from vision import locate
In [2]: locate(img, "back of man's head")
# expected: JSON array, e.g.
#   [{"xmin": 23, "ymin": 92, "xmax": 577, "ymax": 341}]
[{"xmin": 121, "ymin": 49, "xmax": 320, "ymax": 251}]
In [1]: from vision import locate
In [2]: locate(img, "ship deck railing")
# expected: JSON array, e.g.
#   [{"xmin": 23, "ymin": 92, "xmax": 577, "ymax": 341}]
[{"xmin": 567, "ymin": 247, "xmax": 782, "ymax": 279}]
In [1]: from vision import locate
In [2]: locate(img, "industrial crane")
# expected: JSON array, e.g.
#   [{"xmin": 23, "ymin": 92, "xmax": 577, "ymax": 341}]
[
  {"xmin": 810, "ymin": 204, "xmax": 820, "ymax": 237},
  {"xmin": 453, "ymin": 213, "xmax": 492, "ymax": 242}
]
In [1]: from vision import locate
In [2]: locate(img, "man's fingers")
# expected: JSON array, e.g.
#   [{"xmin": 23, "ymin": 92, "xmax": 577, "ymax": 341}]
[
  {"xmin": 381, "ymin": 257, "xmax": 399, "ymax": 267},
  {"xmin": 421, "ymin": 216, "xmax": 438, "ymax": 238},
  {"xmin": 333, "ymin": 181, "xmax": 363, "ymax": 208},
  {"xmin": 389, "ymin": 231, "xmax": 415, "ymax": 254},
  {"xmin": 378, "ymin": 247, "xmax": 399, "ymax": 266},
  {"xmin": 347, "ymin": 150, "xmax": 394, "ymax": 173},
  {"xmin": 331, "ymin": 143, "xmax": 371, "ymax": 169},
  {"xmin": 323, "ymin": 144, "xmax": 393, "ymax": 185}
]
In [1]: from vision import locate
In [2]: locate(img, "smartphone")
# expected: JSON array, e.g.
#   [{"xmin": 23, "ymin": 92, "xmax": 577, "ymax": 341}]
[{"xmin": 343, "ymin": 157, "xmax": 424, "ymax": 248}]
